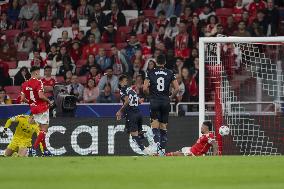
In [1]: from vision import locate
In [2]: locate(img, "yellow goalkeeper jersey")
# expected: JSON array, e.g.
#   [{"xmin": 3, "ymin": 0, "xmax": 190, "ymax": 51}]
[{"xmin": 4, "ymin": 115, "xmax": 40, "ymax": 141}]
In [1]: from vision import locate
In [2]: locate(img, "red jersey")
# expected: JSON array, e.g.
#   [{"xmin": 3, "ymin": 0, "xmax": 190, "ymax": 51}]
[
  {"xmin": 21, "ymin": 78, "xmax": 49, "ymax": 114},
  {"xmin": 233, "ymin": 6, "xmax": 244, "ymax": 22},
  {"xmin": 82, "ymin": 43, "xmax": 98, "ymax": 60},
  {"xmin": 191, "ymin": 133, "xmax": 215, "ymax": 156},
  {"xmin": 248, "ymin": 1, "xmax": 266, "ymax": 17}
]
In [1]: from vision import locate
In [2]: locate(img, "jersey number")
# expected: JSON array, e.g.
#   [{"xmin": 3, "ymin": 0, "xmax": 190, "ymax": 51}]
[
  {"xmin": 129, "ymin": 94, "xmax": 139, "ymax": 106},
  {"xmin": 157, "ymin": 77, "xmax": 165, "ymax": 92},
  {"xmin": 26, "ymin": 87, "xmax": 36, "ymax": 103}
]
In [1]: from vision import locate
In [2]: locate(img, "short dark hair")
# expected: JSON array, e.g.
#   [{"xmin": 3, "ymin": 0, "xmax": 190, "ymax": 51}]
[
  {"xmin": 30, "ymin": 66, "xmax": 40, "ymax": 73},
  {"xmin": 44, "ymin": 65, "xmax": 52, "ymax": 70},
  {"xmin": 156, "ymin": 54, "xmax": 166, "ymax": 65},
  {"xmin": 119, "ymin": 74, "xmax": 128, "ymax": 82},
  {"xmin": 203, "ymin": 121, "xmax": 212, "ymax": 131}
]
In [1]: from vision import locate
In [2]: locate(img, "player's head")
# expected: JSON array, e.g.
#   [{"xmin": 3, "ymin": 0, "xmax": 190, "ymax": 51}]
[
  {"xmin": 201, "ymin": 121, "xmax": 212, "ymax": 134},
  {"xmin": 28, "ymin": 114, "xmax": 36, "ymax": 124},
  {"xmin": 118, "ymin": 74, "xmax": 128, "ymax": 89},
  {"xmin": 30, "ymin": 66, "xmax": 41, "ymax": 79},
  {"xmin": 156, "ymin": 54, "xmax": 166, "ymax": 67}
]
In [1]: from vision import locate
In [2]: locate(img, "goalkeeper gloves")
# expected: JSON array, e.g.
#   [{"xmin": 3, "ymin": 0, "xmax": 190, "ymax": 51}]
[{"xmin": 0, "ymin": 128, "xmax": 8, "ymax": 138}]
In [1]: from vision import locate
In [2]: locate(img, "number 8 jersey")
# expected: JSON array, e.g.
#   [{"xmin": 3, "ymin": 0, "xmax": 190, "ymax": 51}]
[
  {"xmin": 146, "ymin": 67, "xmax": 176, "ymax": 99},
  {"xmin": 21, "ymin": 78, "xmax": 49, "ymax": 114}
]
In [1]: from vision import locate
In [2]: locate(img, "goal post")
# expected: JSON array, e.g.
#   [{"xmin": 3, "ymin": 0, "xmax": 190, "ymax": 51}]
[{"xmin": 199, "ymin": 36, "xmax": 284, "ymax": 155}]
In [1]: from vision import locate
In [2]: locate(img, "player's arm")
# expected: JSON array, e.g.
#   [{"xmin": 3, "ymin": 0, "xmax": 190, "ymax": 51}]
[
  {"xmin": 116, "ymin": 96, "xmax": 130, "ymax": 121},
  {"xmin": 211, "ymin": 140, "xmax": 218, "ymax": 156},
  {"xmin": 20, "ymin": 92, "xmax": 28, "ymax": 104},
  {"xmin": 143, "ymin": 79, "xmax": 150, "ymax": 95},
  {"xmin": 38, "ymin": 91, "xmax": 53, "ymax": 106},
  {"xmin": 170, "ymin": 79, "xmax": 180, "ymax": 100},
  {"xmin": 0, "ymin": 116, "xmax": 20, "ymax": 137}
]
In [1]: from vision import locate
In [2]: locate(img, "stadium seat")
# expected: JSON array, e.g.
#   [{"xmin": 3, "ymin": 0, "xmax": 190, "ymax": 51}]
[
  {"xmin": 2, "ymin": 61, "xmax": 17, "ymax": 69},
  {"xmin": 17, "ymin": 52, "xmax": 29, "ymax": 61},
  {"xmin": 5, "ymin": 29, "xmax": 21, "ymax": 40},
  {"xmin": 39, "ymin": 20, "xmax": 52, "ymax": 30},
  {"xmin": 18, "ymin": 60, "xmax": 31, "ymax": 68},
  {"xmin": 137, "ymin": 34, "xmax": 146, "ymax": 43},
  {"xmin": 9, "ymin": 68, "xmax": 20, "ymax": 77},
  {"xmin": 215, "ymin": 8, "xmax": 233, "ymax": 16},
  {"xmin": 4, "ymin": 86, "xmax": 21, "ymax": 100},
  {"xmin": 144, "ymin": 9, "xmax": 155, "ymax": 18},
  {"xmin": 55, "ymin": 76, "xmax": 65, "ymax": 84},
  {"xmin": 122, "ymin": 10, "xmax": 138, "ymax": 25},
  {"xmin": 118, "ymin": 26, "xmax": 132, "ymax": 34},
  {"xmin": 106, "ymin": 50, "xmax": 112, "ymax": 57},
  {"xmin": 64, "ymin": 19, "xmax": 72, "ymax": 27},
  {"xmin": 77, "ymin": 59, "xmax": 86, "ymax": 66},
  {"xmin": 116, "ymin": 42, "xmax": 127, "ymax": 49},
  {"xmin": 129, "ymin": 19, "xmax": 137, "ymax": 27},
  {"xmin": 97, "ymin": 43, "xmax": 113, "ymax": 50}
]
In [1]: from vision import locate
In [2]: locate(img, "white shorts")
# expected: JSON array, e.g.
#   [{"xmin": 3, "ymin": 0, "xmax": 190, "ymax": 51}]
[
  {"xmin": 34, "ymin": 110, "xmax": 49, "ymax": 125},
  {"xmin": 181, "ymin": 147, "xmax": 194, "ymax": 156}
]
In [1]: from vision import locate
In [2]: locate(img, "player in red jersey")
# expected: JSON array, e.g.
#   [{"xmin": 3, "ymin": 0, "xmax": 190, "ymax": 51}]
[
  {"xmin": 21, "ymin": 66, "xmax": 53, "ymax": 156},
  {"xmin": 166, "ymin": 121, "xmax": 218, "ymax": 156}
]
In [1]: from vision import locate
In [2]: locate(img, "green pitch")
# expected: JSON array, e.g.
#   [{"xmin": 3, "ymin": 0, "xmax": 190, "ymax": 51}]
[{"xmin": 0, "ymin": 156, "xmax": 284, "ymax": 189}]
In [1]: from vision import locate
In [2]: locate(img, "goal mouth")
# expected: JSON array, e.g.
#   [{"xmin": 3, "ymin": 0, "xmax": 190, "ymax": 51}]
[{"xmin": 199, "ymin": 36, "xmax": 284, "ymax": 155}]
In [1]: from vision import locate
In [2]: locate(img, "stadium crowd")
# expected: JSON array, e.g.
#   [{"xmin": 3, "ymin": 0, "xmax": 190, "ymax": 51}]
[{"xmin": 0, "ymin": 0, "xmax": 283, "ymax": 108}]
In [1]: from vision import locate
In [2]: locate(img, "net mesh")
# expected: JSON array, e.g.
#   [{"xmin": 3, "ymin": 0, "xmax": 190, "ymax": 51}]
[{"xmin": 204, "ymin": 40, "xmax": 284, "ymax": 155}]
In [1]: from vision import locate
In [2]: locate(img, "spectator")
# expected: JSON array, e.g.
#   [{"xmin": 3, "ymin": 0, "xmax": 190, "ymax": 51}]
[
  {"xmin": 47, "ymin": 43, "xmax": 58, "ymax": 61},
  {"xmin": 106, "ymin": 2, "xmax": 126, "ymax": 27},
  {"xmin": 77, "ymin": 30, "xmax": 88, "ymax": 45},
  {"xmin": 0, "ymin": 42, "xmax": 17, "ymax": 61},
  {"xmin": 172, "ymin": 73, "xmax": 185, "ymax": 103},
  {"xmin": 0, "ymin": 12, "xmax": 12, "ymax": 31},
  {"xmin": 122, "ymin": 0, "xmax": 137, "ymax": 10},
  {"xmin": 101, "ymin": 22, "xmax": 121, "ymax": 44},
  {"xmin": 188, "ymin": 15, "xmax": 201, "ymax": 45},
  {"xmin": 0, "ymin": 88, "xmax": 12, "ymax": 104},
  {"xmin": 87, "ymin": 65, "xmax": 101, "ymax": 85},
  {"xmin": 215, "ymin": 24, "xmax": 225, "ymax": 36},
  {"xmin": 164, "ymin": 15, "xmax": 179, "ymax": 44},
  {"xmin": 174, "ymin": 57, "xmax": 185, "ymax": 74},
  {"xmin": 175, "ymin": 22, "xmax": 193, "ymax": 59},
  {"xmin": 57, "ymin": 30, "xmax": 72, "ymax": 47},
  {"xmin": 70, "ymin": 40, "xmax": 82, "ymax": 64},
  {"xmin": 96, "ymin": 83, "xmax": 117, "ymax": 103},
  {"xmin": 265, "ymin": 0, "xmax": 279, "ymax": 36},
  {"xmin": 124, "ymin": 33, "xmax": 141, "ymax": 60},
  {"xmin": 71, "ymin": 20, "xmax": 80, "ymax": 40},
  {"xmin": 184, "ymin": 47, "xmax": 198, "ymax": 69},
  {"xmin": 98, "ymin": 67, "xmax": 119, "ymax": 93},
  {"xmin": 63, "ymin": 70, "xmax": 73, "ymax": 85},
  {"xmin": 110, "ymin": 45, "xmax": 130, "ymax": 76},
  {"xmin": 63, "ymin": 1, "xmax": 76, "ymax": 21},
  {"xmin": 153, "ymin": 10, "xmax": 168, "ymax": 32},
  {"xmin": 188, "ymin": 57, "xmax": 199, "ymax": 104},
  {"xmin": 143, "ymin": 0, "xmax": 160, "ymax": 9},
  {"xmin": 131, "ymin": 58, "xmax": 145, "ymax": 79},
  {"xmin": 249, "ymin": 20, "xmax": 264, "ymax": 37},
  {"xmin": 41, "ymin": 65, "xmax": 56, "ymax": 98},
  {"xmin": 179, "ymin": 5, "xmax": 193, "ymax": 24},
  {"xmin": 15, "ymin": 32, "xmax": 33, "ymax": 53},
  {"xmin": 83, "ymin": 78, "xmax": 99, "ymax": 103},
  {"xmin": 18, "ymin": 0, "xmax": 39, "ymax": 21},
  {"xmin": 155, "ymin": 0, "xmax": 174, "ymax": 18},
  {"xmin": 205, "ymin": 15, "xmax": 219, "ymax": 37},
  {"xmin": 132, "ymin": 11, "xmax": 153, "ymax": 35},
  {"xmin": 79, "ymin": 54, "xmax": 97, "ymax": 76},
  {"xmin": 155, "ymin": 25, "xmax": 166, "ymax": 45},
  {"xmin": 0, "ymin": 61, "xmax": 12, "ymax": 86},
  {"xmin": 142, "ymin": 58, "xmax": 156, "ymax": 74},
  {"xmin": 199, "ymin": 4, "xmax": 215, "ymax": 22},
  {"xmin": 181, "ymin": 66, "xmax": 190, "ymax": 102},
  {"xmin": 7, "ymin": 0, "xmax": 20, "ymax": 27},
  {"xmin": 92, "ymin": 2, "xmax": 106, "ymax": 33},
  {"xmin": 28, "ymin": 20, "xmax": 46, "ymax": 42},
  {"xmin": 233, "ymin": 20, "xmax": 251, "ymax": 37},
  {"xmin": 67, "ymin": 75, "xmax": 85, "ymax": 102},
  {"xmin": 49, "ymin": 18, "xmax": 72, "ymax": 45},
  {"xmin": 224, "ymin": 16, "xmax": 237, "ymax": 36},
  {"xmin": 14, "ymin": 66, "xmax": 31, "ymax": 86},
  {"xmin": 31, "ymin": 50, "xmax": 46, "ymax": 68},
  {"xmin": 133, "ymin": 74, "xmax": 145, "ymax": 99},
  {"xmin": 77, "ymin": 0, "xmax": 93, "ymax": 20},
  {"xmin": 233, "ymin": 0, "xmax": 245, "ymax": 22},
  {"xmin": 248, "ymin": 0, "xmax": 266, "ymax": 18},
  {"xmin": 45, "ymin": 0, "xmax": 63, "ymax": 21},
  {"xmin": 95, "ymin": 47, "xmax": 111, "ymax": 72},
  {"xmin": 86, "ymin": 20, "xmax": 101, "ymax": 43},
  {"xmin": 253, "ymin": 10, "xmax": 268, "ymax": 36},
  {"xmin": 82, "ymin": 33, "xmax": 98, "ymax": 60},
  {"xmin": 142, "ymin": 34, "xmax": 155, "ymax": 60},
  {"xmin": 55, "ymin": 46, "xmax": 75, "ymax": 76},
  {"xmin": 175, "ymin": 0, "xmax": 190, "ymax": 17}
]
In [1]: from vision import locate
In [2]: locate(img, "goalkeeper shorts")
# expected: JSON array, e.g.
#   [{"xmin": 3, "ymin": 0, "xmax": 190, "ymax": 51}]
[{"xmin": 7, "ymin": 138, "xmax": 32, "ymax": 152}]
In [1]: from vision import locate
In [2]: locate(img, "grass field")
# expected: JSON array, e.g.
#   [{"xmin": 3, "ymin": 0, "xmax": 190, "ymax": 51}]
[{"xmin": 0, "ymin": 156, "xmax": 283, "ymax": 189}]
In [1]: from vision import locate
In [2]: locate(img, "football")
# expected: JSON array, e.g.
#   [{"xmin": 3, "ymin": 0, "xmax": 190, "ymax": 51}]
[{"xmin": 219, "ymin": 125, "xmax": 230, "ymax": 136}]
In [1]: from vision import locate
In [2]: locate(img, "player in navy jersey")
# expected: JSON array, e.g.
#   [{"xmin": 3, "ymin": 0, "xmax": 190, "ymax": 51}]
[
  {"xmin": 143, "ymin": 54, "xmax": 180, "ymax": 155},
  {"xmin": 116, "ymin": 75, "xmax": 152, "ymax": 155}
]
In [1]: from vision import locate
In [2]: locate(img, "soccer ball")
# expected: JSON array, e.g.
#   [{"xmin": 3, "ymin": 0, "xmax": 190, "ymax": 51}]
[{"xmin": 219, "ymin": 125, "xmax": 230, "ymax": 136}]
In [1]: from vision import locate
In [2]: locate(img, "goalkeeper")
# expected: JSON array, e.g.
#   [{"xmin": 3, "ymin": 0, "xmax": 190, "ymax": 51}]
[{"xmin": 0, "ymin": 114, "xmax": 41, "ymax": 157}]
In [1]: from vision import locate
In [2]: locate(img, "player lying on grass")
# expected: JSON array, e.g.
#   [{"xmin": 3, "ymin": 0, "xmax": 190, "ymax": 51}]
[
  {"xmin": 0, "ymin": 114, "xmax": 41, "ymax": 157},
  {"xmin": 165, "ymin": 121, "xmax": 219, "ymax": 156},
  {"xmin": 116, "ymin": 75, "xmax": 152, "ymax": 155}
]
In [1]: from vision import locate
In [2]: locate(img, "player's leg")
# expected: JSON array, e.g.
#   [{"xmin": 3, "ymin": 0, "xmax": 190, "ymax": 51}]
[
  {"xmin": 149, "ymin": 99, "xmax": 161, "ymax": 144},
  {"xmin": 165, "ymin": 147, "xmax": 193, "ymax": 156},
  {"xmin": 4, "ymin": 148, "xmax": 14, "ymax": 157},
  {"xmin": 18, "ymin": 148, "xmax": 28, "ymax": 157},
  {"xmin": 4, "ymin": 139, "xmax": 18, "ymax": 157},
  {"xmin": 159, "ymin": 100, "xmax": 171, "ymax": 152}
]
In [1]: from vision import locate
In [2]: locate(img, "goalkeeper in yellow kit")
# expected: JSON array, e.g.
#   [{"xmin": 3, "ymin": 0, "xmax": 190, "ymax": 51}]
[{"xmin": 0, "ymin": 114, "xmax": 40, "ymax": 157}]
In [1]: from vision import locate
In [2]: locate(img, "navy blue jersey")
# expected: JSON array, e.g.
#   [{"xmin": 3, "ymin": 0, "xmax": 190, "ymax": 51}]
[
  {"xmin": 146, "ymin": 67, "xmax": 176, "ymax": 99},
  {"xmin": 120, "ymin": 86, "xmax": 140, "ymax": 114}
]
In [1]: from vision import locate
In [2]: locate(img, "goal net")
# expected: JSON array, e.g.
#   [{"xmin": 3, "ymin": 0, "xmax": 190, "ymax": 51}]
[{"xmin": 199, "ymin": 36, "xmax": 284, "ymax": 155}]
